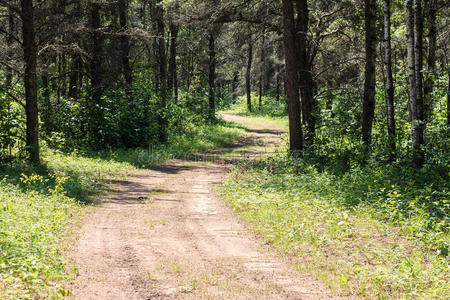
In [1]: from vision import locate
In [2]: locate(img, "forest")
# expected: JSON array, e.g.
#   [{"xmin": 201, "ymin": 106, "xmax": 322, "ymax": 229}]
[{"xmin": 0, "ymin": 0, "xmax": 449, "ymax": 299}]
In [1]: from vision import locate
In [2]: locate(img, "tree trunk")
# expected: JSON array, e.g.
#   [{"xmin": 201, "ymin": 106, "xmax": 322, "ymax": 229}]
[
  {"xmin": 295, "ymin": 0, "xmax": 316, "ymax": 145},
  {"xmin": 168, "ymin": 23, "xmax": 179, "ymax": 102},
  {"xmin": 246, "ymin": 38, "xmax": 253, "ymax": 112},
  {"xmin": 232, "ymin": 71, "xmax": 239, "ymax": 104},
  {"xmin": 6, "ymin": 7, "xmax": 14, "ymax": 89},
  {"xmin": 208, "ymin": 29, "xmax": 216, "ymax": 119},
  {"xmin": 447, "ymin": 74, "xmax": 449, "ymax": 125},
  {"xmin": 406, "ymin": 0, "xmax": 417, "ymax": 122},
  {"xmin": 150, "ymin": 0, "xmax": 160, "ymax": 92},
  {"xmin": 259, "ymin": 27, "xmax": 265, "ymax": 110},
  {"xmin": 89, "ymin": 1, "xmax": 104, "ymax": 144},
  {"xmin": 21, "ymin": 0, "xmax": 40, "ymax": 162},
  {"xmin": 57, "ymin": 54, "xmax": 62, "ymax": 104},
  {"xmin": 155, "ymin": 0, "xmax": 167, "ymax": 142},
  {"xmin": 423, "ymin": 0, "xmax": 436, "ymax": 120},
  {"xmin": 119, "ymin": 0, "xmax": 133, "ymax": 89},
  {"xmin": 362, "ymin": 0, "xmax": 377, "ymax": 147},
  {"xmin": 383, "ymin": 0, "xmax": 396, "ymax": 159},
  {"xmin": 282, "ymin": 0, "xmax": 303, "ymax": 153},
  {"xmin": 276, "ymin": 66, "xmax": 281, "ymax": 102},
  {"xmin": 412, "ymin": 0, "xmax": 425, "ymax": 169}
]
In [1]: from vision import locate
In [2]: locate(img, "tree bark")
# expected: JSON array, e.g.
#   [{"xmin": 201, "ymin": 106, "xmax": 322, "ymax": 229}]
[
  {"xmin": 168, "ymin": 23, "xmax": 179, "ymax": 102},
  {"xmin": 155, "ymin": 0, "xmax": 168, "ymax": 142},
  {"xmin": 259, "ymin": 27, "xmax": 265, "ymax": 110},
  {"xmin": 119, "ymin": 0, "xmax": 133, "ymax": 89},
  {"xmin": 406, "ymin": 0, "xmax": 417, "ymax": 123},
  {"xmin": 362, "ymin": 0, "xmax": 377, "ymax": 146},
  {"xmin": 246, "ymin": 38, "xmax": 253, "ymax": 112},
  {"xmin": 412, "ymin": 0, "xmax": 425, "ymax": 169},
  {"xmin": 447, "ymin": 74, "xmax": 449, "ymax": 126},
  {"xmin": 208, "ymin": 29, "xmax": 216, "ymax": 119},
  {"xmin": 232, "ymin": 71, "xmax": 239, "ymax": 104},
  {"xmin": 21, "ymin": 0, "xmax": 40, "ymax": 162},
  {"xmin": 89, "ymin": 1, "xmax": 104, "ymax": 144},
  {"xmin": 423, "ymin": 0, "xmax": 437, "ymax": 120},
  {"xmin": 6, "ymin": 7, "xmax": 14, "ymax": 89},
  {"xmin": 295, "ymin": 0, "xmax": 316, "ymax": 145},
  {"xmin": 57, "ymin": 54, "xmax": 62, "ymax": 104},
  {"xmin": 282, "ymin": 0, "xmax": 303, "ymax": 153},
  {"xmin": 276, "ymin": 66, "xmax": 281, "ymax": 102},
  {"xmin": 383, "ymin": 0, "xmax": 396, "ymax": 159}
]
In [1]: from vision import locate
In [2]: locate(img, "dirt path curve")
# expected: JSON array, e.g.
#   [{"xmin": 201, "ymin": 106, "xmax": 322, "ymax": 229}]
[{"xmin": 70, "ymin": 113, "xmax": 339, "ymax": 300}]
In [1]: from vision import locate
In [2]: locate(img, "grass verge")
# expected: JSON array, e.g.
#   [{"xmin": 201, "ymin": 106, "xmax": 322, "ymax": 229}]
[
  {"xmin": 0, "ymin": 153, "xmax": 134, "ymax": 299},
  {"xmin": 219, "ymin": 156, "xmax": 449, "ymax": 299}
]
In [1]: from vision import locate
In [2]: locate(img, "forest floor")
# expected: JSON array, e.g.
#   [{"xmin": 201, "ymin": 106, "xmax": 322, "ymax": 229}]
[{"xmin": 69, "ymin": 113, "xmax": 340, "ymax": 299}]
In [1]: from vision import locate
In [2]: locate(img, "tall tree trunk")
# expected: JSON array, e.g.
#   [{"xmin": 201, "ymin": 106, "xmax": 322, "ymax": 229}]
[
  {"xmin": 423, "ymin": 0, "xmax": 437, "ymax": 120},
  {"xmin": 21, "ymin": 0, "xmax": 40, "ymax": 162},
  {"xmin": 57, "ymin": 54, "xmax": 62, "ymax": 104},
  {"xmin": 447, "ymin": 74, "xmax": 449, "ymax": 125},
  {"xmin": 412, "ymin": 0, "xmax": 425, "ymax": 169},
  {"xmin": 150, "ymin": 0, "xmax": 160, "ymax": 92},
  {"xmin": 119, "ymin": 0, "xmax": 133, "ymax": 89},
  {"xmin": 362, "ymin": 0, "xmax": 377, "ymax": 146},
  {"xmin": 383, "ymin": 0, "xmax": 396, "ymax": 159},
  {"xmin": 69, "ymin": 1, "xmax": 82, "ymax": 99},
  {"xmin": 246, "ymin": 38, "xmax": 253, "ymax": 112},
  {"xmin": 282, "ymin": 0, "xmax": 303, "ymax": 153},
  {"xmin": 155, "ymin": 0, "xmax": 167, "ymax": 142},
  {"xmin": 295, "ymin": 0, "xmax": 316, "ymax": 145},
  {"xmin": 168, "ymin": 23, "xmax": 179, "ymax": 102},
  {"xmin": 259, "ymin": 27, "xmax": 265, "ymax": 110},
  {"xmin": 208, "ymin": 29, "xmax": 216, "ymax": 119},
  {"xmin": 89, "ymin": 1, "xmax": 104, "ymax": 145},
  {"xmin": 5, "ymin": 8, "xmax": 14, "ymax": 89},
  {"xmin": 232, "ymin": 71, "xmax": 239, "ymax": 104},
  {"xmin": 405, "ymin": 0, "xmax": 417, "ymax": 123},
  {"xmin": 276, "ymin": 66, "xmax": 281, "ymax": 102}
]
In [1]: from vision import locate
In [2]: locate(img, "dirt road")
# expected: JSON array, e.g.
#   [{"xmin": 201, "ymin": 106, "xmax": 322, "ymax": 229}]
[{"xmin": 70, "ymin": 114, "xmax": 338, "ymax": 299}]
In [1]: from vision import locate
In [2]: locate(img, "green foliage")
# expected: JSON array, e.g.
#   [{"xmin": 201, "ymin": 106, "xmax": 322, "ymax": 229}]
[
  {"xmin": 224, "ymin": 94, "xmax": 287, "ymax": 119},
  {"xmin": 0, "ymin": 166, "xmax": 83, "ymax": 299},
  {"xmin": 85, "ymin": 119, "xmax": 244, "ymax": 168},
  {"xmin": 49, "ymin": 76, "xmax": 162, "ymax": 149},
  {"xmin": 220, "ymin": 154, "xmax": 449, "ymax": 298},
  {"xmin": 0, "ymin": 147, "xmax": 138, "ymax": 298},
  {"xmin": 43, "ymin": 71, "xmax": 236, "ymax": 152},
  {"xmin": 0, "ymin": 86, "xmax": 26, "ymax": 161}
]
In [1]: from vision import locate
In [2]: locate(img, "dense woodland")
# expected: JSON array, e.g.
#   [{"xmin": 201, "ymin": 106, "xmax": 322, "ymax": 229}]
[{"xmin": 0, "ymin": 0, "xmax": 448, "ymax": 165}]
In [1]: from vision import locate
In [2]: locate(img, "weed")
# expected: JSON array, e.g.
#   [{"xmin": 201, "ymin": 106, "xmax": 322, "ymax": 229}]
[{"xmin": 220, "ymin": 154, "xmax": 449, "ymax": 298}]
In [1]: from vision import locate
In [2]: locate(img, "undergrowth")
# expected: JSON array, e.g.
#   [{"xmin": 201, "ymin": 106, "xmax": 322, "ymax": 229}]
[
  {"xmin": 223, "ymin": 94, "xmax": 288, "ymax": 121},
  {"xmin": 220, "ymin": 154, "xmax": 449, "ymax": 298},
  {"xmin": 86, "ymin": 120, "xmax": 244, "ymax": 168}
]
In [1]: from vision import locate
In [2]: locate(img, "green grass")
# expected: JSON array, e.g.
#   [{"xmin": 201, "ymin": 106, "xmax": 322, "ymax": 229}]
[
  {"xmin": 86, "ymin": 119, "xmax": 244, "ymax": 167},
  {"xmin": 222, "ymin": 94, "xmax": 288, "ymax": 126},
  {"xmin": 0, "ymin": 119, "xmax": 244, "ymax": 299},
  {"xmin": 0, "ymin": 151, "xmax": 135, "ymax": 299},
  {"xmin": 220, "ymin": 156, "xmax": 449, "ymax": 299}
]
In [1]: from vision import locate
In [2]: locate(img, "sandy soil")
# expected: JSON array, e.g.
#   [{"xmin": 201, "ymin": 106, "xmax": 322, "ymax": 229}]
[{"xmin": 70, "ymin": 114, "xmax": 340, "ymax": 299}]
